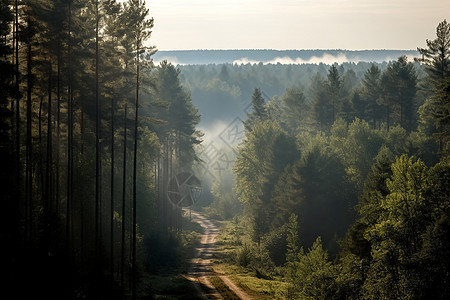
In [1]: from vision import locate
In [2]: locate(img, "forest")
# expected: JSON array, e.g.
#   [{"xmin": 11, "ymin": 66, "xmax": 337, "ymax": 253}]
[
  {"xmin": 0, "ymin": 0, "xmax": 202, "ymax": 299},
  {"xmin": 190, "ymin": 21, "xmax": 450, "ymax": 299},
  {"xmin": 0, "ymin": 0, "xmax": 449, "ymax": 299}
]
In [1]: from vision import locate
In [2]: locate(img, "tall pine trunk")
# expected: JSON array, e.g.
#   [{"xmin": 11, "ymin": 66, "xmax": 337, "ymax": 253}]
[
  {"xmin": 121, "ymin": 101, "xmax": 128, "ymax": 294},
  {"xmin": 131, "ymin": 43, "xmax": 139, "ymax": 300},
  {"xmin": 25, "ymin": 16, "xmax": 33, "ymax": 246},
  {"xmin": 14, "ymin": 0, "xmax": 20, "ymax": 214},
  {"xmin": 110, "ymin": 93, "xmax": 115, "ymax": 281},
  {"xmin": 56, "ymin": 38, "xmax": 61, "ymax": 215},
  {"xmin": 95, "ymin": 0, "xmax": 101, "ymax": 257},
  {"xmin": 66, "ymin": 0, "xmax": 72, "ymax": 254},
  {"xmin": 46, "ymin": 62, "xmax": 52, "ymax": 216}
]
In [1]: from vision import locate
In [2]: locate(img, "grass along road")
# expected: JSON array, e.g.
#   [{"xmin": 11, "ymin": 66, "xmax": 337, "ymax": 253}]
[{"xmin": 185, "ymin": 210, "xmax": 254, "ymax": 300}]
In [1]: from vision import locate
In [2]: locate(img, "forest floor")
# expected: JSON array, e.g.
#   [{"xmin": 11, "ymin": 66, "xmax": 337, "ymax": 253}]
[{"xmin": 185, "ymin": 210, "xmax": 255, "ymax": 300}]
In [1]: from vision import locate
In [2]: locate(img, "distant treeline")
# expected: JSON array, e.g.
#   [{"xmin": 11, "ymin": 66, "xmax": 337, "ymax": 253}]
[
  {"xmin": 154, "ymin": 49, "xmax": 419, "ymax": 65},
  {"xmin": 177, "ymin": 60, "xmax": 425, "ymax": 127}
]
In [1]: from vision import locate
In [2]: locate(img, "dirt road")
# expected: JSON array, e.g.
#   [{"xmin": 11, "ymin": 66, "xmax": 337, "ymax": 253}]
[{"xmin": 186, "ymin": 210, "xmax": 253, "ymax": 300}]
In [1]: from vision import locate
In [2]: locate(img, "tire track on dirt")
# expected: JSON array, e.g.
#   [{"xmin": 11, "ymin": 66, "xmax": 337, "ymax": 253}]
[{"xmin": 186, "ymin": 210, "xmax": 253, "ymax": 300}]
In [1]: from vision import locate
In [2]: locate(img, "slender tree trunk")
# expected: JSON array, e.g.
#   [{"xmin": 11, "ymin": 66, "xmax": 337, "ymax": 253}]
[
  {"xmin": 157, "ymin": 155, "xmax": 161, "ymax": 228},
  {"xmin": 56, "ymin": 38, "xmax": 61, "ymax": 215},
  {"xmin": 46, "ymin": 63, "xmax": 52, "ymax": 214},
  {"xmin": 80, "ymin": 108, "xmax": 84, "ymax": 154},
  {"xmin": 163, "ymin": 137, "xmax": 168, "ymax": 232},
  {"xmin": 121, "ymin": 102, "xmax": 128, "ymax": 295},
  {"xmin": 95, "ymin": 0, "xmax": 101, "ymax": 257},
  {"xmin": 131, "ymin": 46, "xmax": 139, "ymax": 300},
  {"xmin": 111, "ymin": 93, "xmax": 115, "ymax": 281},
  {"xmin": 66, "ymin": 0, "xmax": 72, "ymax": 254},
  {"xmin": 168, "ymin": 136, "xmax": 173, "ymax": 229},
  {"xmin": 25, "ymin": 23, "xmax": 33, "ymax": 246},
  {"xmin": 38, "ymin": 96, "xmax": 44, "ymax": 201},
  {"xmin": 14, "ymin": 0, "xmax": 20, "ymax": 217}
]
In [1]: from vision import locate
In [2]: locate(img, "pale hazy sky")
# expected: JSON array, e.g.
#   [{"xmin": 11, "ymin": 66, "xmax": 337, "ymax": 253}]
[{"xmin": 146, "ymin": 0, "xmax": 449, "ymax": 50}]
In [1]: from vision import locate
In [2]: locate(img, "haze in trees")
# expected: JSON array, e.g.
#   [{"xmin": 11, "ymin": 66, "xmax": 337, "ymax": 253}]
[{"xmin": 1, "ymin": 2, "xmax": 449, "ymax": 298}]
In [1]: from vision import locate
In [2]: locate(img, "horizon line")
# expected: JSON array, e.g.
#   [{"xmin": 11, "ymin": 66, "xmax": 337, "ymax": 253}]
[{"xmin": 154, "ymin": 48, "xmax": 419, "ymax": 52}]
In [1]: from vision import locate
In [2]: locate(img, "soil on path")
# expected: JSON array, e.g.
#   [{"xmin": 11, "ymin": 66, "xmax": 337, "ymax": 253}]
[{"xmin": 185, "ymin": 210, "xmax": 254, "ymax": 300}]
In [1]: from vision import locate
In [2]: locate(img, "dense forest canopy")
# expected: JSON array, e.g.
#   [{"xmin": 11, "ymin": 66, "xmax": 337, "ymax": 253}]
[
  {"xmin": 0, "ymin": 0, "xmax": 449, "ymax": 298},
  {"xmin": 177, "ymin": 59, "xmax": 427, "ymax": 128},
  {"xmin": 210, "ymin": 19, "xmax": 450, "ymax": 300}
]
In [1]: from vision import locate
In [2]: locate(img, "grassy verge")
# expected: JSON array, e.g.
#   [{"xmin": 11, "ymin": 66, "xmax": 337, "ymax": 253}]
[
  {"xmin": 209, "ymin": 275, "xmax": 241, "ymax": 299},
  {"xmin": 213, "ymin": 263, "xmax": 288, "ymax": 300},
  {"xmin": 211, "ymin": 219, "xmax": 290, "ymax": 299}
]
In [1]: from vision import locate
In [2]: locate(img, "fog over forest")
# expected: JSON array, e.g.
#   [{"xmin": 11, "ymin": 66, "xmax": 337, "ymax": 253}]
[{"xmin": 153, "ymin": 49, "xmax": 419, "ymax": 66}]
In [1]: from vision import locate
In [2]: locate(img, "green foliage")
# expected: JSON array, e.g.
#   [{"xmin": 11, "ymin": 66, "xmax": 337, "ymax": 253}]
[
  {"xmin": 417, "ymin": 20, "xmax": 450, "ymax": 156},
  {"xmin": 417, "ymin": 19, "xmax": 450, "ymax": 92},
  {"xmin": 151, "ymin": 61, "xmax": 202, "ymax": 169},
  {"xmin": 244, "ymin": 87, "xmax": 268, "ymax": 131},
  {"xmin": 336, "ymin": 154, "xmax": 450, "ymax": 299},
  {"xmin": 432, "ymin": 79, "xmax": 450, "ymax": 155},
  {"xmin": 234, "ymin": 119, "xmax": 299, "ymax": 242},
  {"xmin": 286, "ymin": 214, "xmax": 300, "ymax": 266},
  {"xmin": 294, "ymin": 142, "xmax": 352, "ymax": 252},
  {"xmin": 223, "ymin": 20, "xmax": 450, "ymax": 300},
  {"xmin": 330, "ymin": 118, "xmax": 384, "ymax": 190},
  {"xmin": 209, "ymin": 276, "xmax": 241, "ymax": 299},
  {"xmin": 3, "ymin": 5, "xmax": 450, "ymax": 297},
  {"xmin": 235, "ymin": 243, "xmax": 254, "ymax": 268},
  {"xmin": 279, "ymin": 88, "xmax": 309, "ymax": 133},
  {"xmin": 0, "ymin": 0, "xmax": 208, "ymax": 298},
  {"xmin": 262, "ymin": 224, "xmax": 288, "ymax": 267},
  {"xmin": 379, "ymin": 56, "xmax": 418, "ymax": 131},
  {"xmin": 361, "ymin": 64, "xmax": 383, "ymax": 128},
  {"xmin": 327, "ymin": 65, "xmax": 343, "ymax": 124},
  {"xmin": 291, "ymin": 237, "xmax": 337, "ymax": 300}
]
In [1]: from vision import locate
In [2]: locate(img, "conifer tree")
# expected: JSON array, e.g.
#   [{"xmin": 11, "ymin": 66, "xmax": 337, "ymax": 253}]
[
  {"xmin": 327, "ymin": 64, "xmax": 342, "ymax": 124},
  {"xmin": 244, "ymin": 87, "xmax": 267, "ymax": 131},
  {"xmin": 379, "ymin": 56, "xmax": 417, "ymax": 131},
  {"xmin": 417, "ymin": 20, "xmax": 450, "ymax": 154},
  {"xmin": 417, "ymin": 19, "xmax": 450, "ymax": 92},
  {"xmin": 360, "ymin": 64, "xmax": 382, "ymax": 128}
]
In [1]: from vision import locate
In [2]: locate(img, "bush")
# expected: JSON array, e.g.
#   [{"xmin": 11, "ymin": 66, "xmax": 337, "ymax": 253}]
[
  {"xmin": 262, "ymin": 226, "xmax": 287, "ymax": 266},
  {"xmin": 235, "ymin": 243, "xmax": 253, "ymax": 267}
]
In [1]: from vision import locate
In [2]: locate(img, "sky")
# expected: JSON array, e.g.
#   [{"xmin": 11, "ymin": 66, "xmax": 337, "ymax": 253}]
[{"xmin": 145, "ymin": 0, "xmax": 449, "ymax": 51}]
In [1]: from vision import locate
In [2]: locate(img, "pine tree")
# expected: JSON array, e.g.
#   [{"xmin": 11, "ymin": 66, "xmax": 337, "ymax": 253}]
[
  {"xmin": 417, "ymin": 19, "xmax": 450, "ymax": 92},
  {"xmin": 379, "ymin": 56, "xmax": 417, "ymax": 131},
  {"xmin": 311, "ymin": 70, "xmax": 335, "ymax": 131},
  {"xmin": 280, "ymin": 87, "xmax": 308, "ymax": 133},
  {"xmin": 417, "ymin": 20, "xmax": 450, "ymax": 154},
  {"xmin": 294, "ymin": 237, "xmax": 336, "ymax": 299},
  {"xmin": 327, "ymin": 64, "xmax": 342, "ymax": 124},
  {"xmin": 286, "ymin": 213, "xmax": 300, "ymax": 267},
  {"xmin": 360, "ymin": 64, "xmax": 382, "ymax": 129},
  {"xmin": 244, "ymin": 87, "xmax": 267, "ymax": 131}
]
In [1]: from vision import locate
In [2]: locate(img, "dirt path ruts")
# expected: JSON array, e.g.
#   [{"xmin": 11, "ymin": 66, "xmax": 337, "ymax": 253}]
[{"xmin": 186, "ymin": 210, "xmax": 253, "ymax": 300}]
